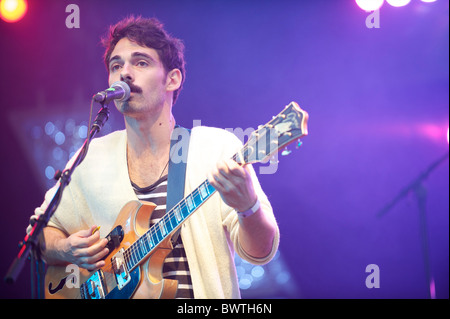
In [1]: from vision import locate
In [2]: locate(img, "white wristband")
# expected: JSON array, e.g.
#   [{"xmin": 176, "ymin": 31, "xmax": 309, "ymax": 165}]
[{"xmin": 237, "ymin": 198, "xmax": 260, "ymax": 218}]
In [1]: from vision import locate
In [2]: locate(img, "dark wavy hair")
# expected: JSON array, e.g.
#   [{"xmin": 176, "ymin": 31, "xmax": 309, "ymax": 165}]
[{"xmin": 102, "ymin": 16, "xmax": 186, "ymax": 104}]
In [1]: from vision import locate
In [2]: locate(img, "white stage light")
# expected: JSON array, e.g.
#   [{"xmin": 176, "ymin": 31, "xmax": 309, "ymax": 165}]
[
  {"xmin": 355, "ymin": 0, "xmax": 384, "ymax": 11},
  {"xmin": 386, "ymin": 0, "xmax": 411, "ymax": 7}
]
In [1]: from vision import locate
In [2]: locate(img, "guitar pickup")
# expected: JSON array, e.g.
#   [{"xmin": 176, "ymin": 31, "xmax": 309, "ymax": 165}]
[
  {"xmin": 81, "ymin": 270, "xmax": 106, "ymax": 299},
  {"xmin": 111, "ymin": 248, "xmax": 131, "ymax": 290}
]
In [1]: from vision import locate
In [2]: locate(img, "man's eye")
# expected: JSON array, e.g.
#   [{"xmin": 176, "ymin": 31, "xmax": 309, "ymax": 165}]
[
  {"xmin": 110, "ymin": 64, "xmax": 121, "ymax": 72},
  {"xmin": 137, "ymin": 61, "xmax": 149, "ymax": 67}
]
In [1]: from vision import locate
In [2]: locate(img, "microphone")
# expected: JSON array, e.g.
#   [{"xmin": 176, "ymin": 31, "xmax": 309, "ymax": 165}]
[{"xmin": 93, "ymin": 81, "xmax": 131, "ymax": 104}]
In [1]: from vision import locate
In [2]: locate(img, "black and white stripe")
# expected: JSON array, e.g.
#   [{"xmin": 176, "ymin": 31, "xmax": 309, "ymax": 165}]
[{"xmin": 132, "ymin": 176, "xmax": 194, "ymax": 299}]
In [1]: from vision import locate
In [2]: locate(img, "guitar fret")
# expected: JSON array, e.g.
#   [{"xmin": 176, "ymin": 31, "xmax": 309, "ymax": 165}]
[
  {"xmin": 130, "ymin": 248, "xmax": 137, "ymax": 266},
  {"xmin": 174, "ymin": 205, "xmax": 182, "ymax": 222},
  {"xmin": 159, "ymin": 221, "xmax": 166, "ymax": 236},
  {"xmin": 199, "ymin": 183, "xmax": 209, "ymax": 199},
  {"xmin": 155, "ymin": 227, "xmax": 163, "ymax": 242},
  {"xmin": 192, "ymin": 192, "xmax": 201, "ymax": 206},
  {"xmin": 181, "ymin": 204, "xmax": 189, "ymax": 218},
  {"xmin": 139, "ymin": 240, "xmax": 146, "ymax": 258},
  {"xmin": 126, "ymin": 257, "xmax": 133, "ymax": 271},
  {"xmin": 163, "ymin": 215, "xmax": 172, "ymax": 234},
  {"xmin": 134, "ymin": 247, "xmax": 140, "ymax": 264},
  {"xmin": 127, "ymin": 249, "xmax": 133, "ymax": 267},
  {"xmin": 138, "ymin": 240, "xmax": 146, "ymax": 257},
  {"xmin": 136, "ymin": 245, "xmax": 142, "ymax": 260},
  {"xmin": 207, "ymin": 181, "xmax": 216, "ymax": 194},
  {"xmin": 186, "ymin": 195, "xmax": 195, "ymax": 211},
  {"xmin": 148, "ymin": 232, "xmax": 155, "ymax": 248},
  {"xmin": 144, "ymin": 233, "xmax": 150, "ymax": 250},
  {"xmin": 167, "ymin": 213, "xmax": 176, "ymax": 229},
  {"xmin": 144, "ymin": 234, "xmax": 151, "ymax": 251}
]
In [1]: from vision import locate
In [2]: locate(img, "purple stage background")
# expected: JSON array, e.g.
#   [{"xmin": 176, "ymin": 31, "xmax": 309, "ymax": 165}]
[{"xmin": 0, "ymin": 0, "xmax": 448, "ymax": 299}]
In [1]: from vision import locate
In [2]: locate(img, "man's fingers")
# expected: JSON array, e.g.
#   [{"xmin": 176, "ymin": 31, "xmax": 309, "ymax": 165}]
[
  {"xmin": 72, "ymin": 226, "xmax": 102, "ymax": 248},
  {"xmin": 81, "ymin": 259, "xmax": 106, "ymax": 271},
  {"xmin": 78, "ymin": 238, "xmax": 108, "ymax": 258},
  {"xmin": 74, "ymin": 239, "xmax": 109, "ymax": 271},
  {"xmin": 208, "ymin": 167, "xmax": 231, "ymax": 193}
]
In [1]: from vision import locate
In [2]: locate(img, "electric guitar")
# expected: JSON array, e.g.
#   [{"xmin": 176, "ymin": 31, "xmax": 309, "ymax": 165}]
[{"xmin": 44, "ymin": 101, "xmax": 309, "ymax": 299}]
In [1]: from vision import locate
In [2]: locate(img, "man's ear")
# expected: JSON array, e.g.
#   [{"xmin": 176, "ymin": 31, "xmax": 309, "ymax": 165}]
[{"xmin": 166, "ymin": 68, "xmax": 182, "ymax": 92}]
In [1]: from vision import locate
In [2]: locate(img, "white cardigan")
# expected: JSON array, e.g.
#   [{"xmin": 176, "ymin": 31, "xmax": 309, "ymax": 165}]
[{"xmin": 30, "ymin": 126, "xmax": 280, "ymax": 299}]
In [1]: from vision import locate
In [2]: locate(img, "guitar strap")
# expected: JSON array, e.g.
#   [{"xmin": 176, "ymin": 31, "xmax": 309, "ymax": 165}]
[{"xmin": 166, "ymin": 125, "xmax": 191, "ymax": 247}]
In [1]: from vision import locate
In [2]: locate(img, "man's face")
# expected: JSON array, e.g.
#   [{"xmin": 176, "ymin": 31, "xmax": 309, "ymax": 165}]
[{"xmin": 107, "ymin": 37, "xmax": 169, "ymax": 117}]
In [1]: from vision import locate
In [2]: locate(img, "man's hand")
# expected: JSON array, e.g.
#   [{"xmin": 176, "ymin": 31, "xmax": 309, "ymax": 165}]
[
  {"xmin": 207, "ymin": 159, "xmax": 257, "ymax": 213},
  {"xmin": 61, "ymin": 225, "xmax": 109, "ymax": 271},
  {"xmin": 43, "ymin": 225, "xmax": 109, "ymax": 271},
  {"xmin": 207, "ymin": 159, "xmax": 277, "ymax": 258}
]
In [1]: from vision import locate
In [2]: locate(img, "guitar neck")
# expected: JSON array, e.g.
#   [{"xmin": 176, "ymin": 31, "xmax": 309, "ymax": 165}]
[{"xmin": 123, "ymin": 177, "xmax": 217, "ymax": 271}]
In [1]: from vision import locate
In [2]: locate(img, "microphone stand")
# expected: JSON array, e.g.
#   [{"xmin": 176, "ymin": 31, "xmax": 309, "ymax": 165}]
[
  {"xmin": 377, "ymin": 151, "xmax": 449, "ymax": 299},
  {"xmin": 4, "ymin": 101, "xmax": 111, "ymax": 298}
]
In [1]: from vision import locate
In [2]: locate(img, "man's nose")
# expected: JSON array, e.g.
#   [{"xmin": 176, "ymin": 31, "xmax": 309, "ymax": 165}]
[{"xmin": 120, "ymin": 64, "xmax": 133, "ymax": 82}]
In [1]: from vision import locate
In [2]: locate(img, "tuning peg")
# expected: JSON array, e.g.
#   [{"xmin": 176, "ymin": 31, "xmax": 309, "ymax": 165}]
[
  {"xmin": 281, "ymin": 147, "xmax": 291, "ymax": 156},
  {"xmin": 296, "ymin": 139, "xmax": 303, "ymax": 149}
]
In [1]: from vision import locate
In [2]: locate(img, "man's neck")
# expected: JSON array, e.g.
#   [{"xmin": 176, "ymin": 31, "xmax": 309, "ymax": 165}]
[
  {"xmin": 124, "ymin": 104, "xmax": 175, "ymax": 187},
  {"xmin": 125, "ymin": 107, "xmax": 175, "ymax": 157}
]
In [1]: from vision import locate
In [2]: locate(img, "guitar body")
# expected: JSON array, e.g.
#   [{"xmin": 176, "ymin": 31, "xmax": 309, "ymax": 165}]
[{"xmin": 45, "ymin": 200, "xmax": 178, "ymax": 299}]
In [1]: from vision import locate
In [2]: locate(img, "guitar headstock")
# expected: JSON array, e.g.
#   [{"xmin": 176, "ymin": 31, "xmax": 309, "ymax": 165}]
[{"xmin": 236, "ymin": 101, "xmax": 309, "ymax": 165}]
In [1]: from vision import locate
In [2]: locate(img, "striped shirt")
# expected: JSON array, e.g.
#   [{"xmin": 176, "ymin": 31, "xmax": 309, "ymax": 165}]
[{"xmin": 132, "ymin": 175, "xmax": 194, "ymax": 299}]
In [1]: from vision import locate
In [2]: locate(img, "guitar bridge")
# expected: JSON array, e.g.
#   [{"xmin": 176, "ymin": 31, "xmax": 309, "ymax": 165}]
[
  {"xmin": 80, "ymin": 270, "xmax": 106, "ymax": 299},
  {"xmin": 111, "ymin": 248, "xmax": 131, "ymax": 290}
]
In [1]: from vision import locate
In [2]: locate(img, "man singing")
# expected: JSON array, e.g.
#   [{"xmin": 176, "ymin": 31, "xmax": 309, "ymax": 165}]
[{"xmin": 29, "ymin": 16, "xmax": 279, "ymax": 299}]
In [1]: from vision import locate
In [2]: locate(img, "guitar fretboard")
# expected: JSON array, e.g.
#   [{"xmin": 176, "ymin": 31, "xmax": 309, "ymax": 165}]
[{"xmin": 123, "ymin": 179, "xmax": 216, "ymax": 271}]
